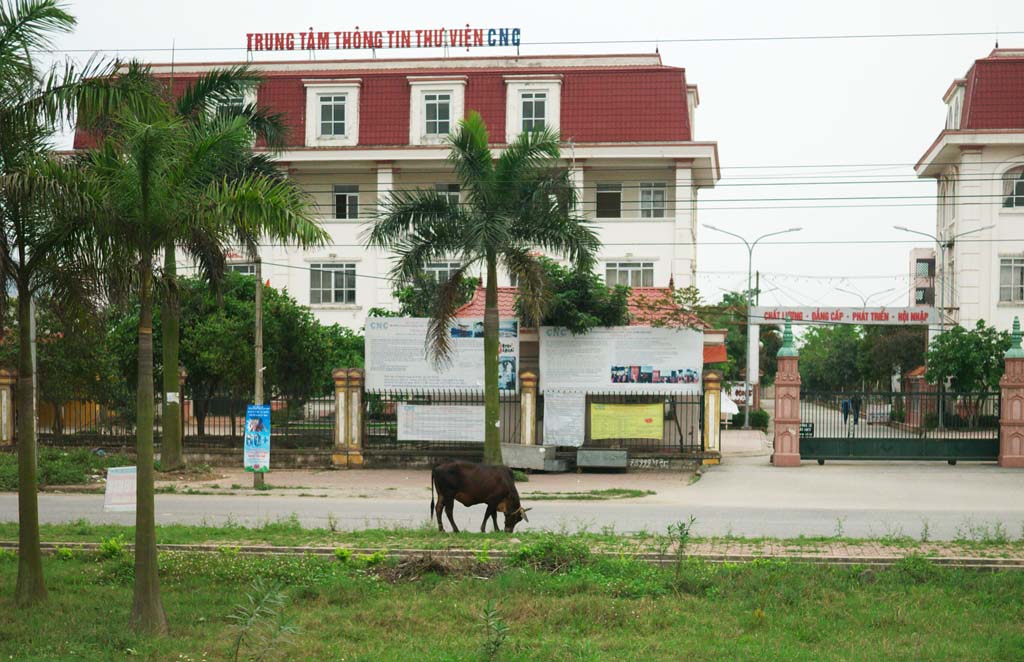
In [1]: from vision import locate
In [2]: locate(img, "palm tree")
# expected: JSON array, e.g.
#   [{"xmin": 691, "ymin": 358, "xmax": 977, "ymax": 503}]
[
  {"xmin": 155, "ymin": 64, "xmax": 297, "ymax": 470},
  {"xmin": 367, "ymin": 112, "xmax": 599, "ymax": 463},
  {"xmin": 83, "ymin": 106, "xmax": 319, "ymax": 633},
  {"xmin": 0, "ymin": 0, "xmax": 145, "ymax": 608}
]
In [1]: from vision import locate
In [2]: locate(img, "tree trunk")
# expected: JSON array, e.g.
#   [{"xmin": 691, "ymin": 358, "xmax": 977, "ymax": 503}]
[
  {"xmin": 483, "ymin": 254, "xmax": 502, "ymax": 465},
  {"xmin": 132, "ymin": 263, "xmax": 168, "ymax": 634},
  {"xmin": 53, "ymin": 402, "xmax": 64, "ymax": 438},
  {"xmin": 160, "ymin": 244, "xmax": 183, "ymax": 470},
  {"xmin": 14, "ymin": 289, "xmax": 46, "ymax": 607}
]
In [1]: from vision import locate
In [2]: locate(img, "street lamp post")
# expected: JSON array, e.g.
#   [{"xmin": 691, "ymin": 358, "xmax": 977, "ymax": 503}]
[
  {"xmin": 835, "ymin": 287, "xmax": 895, "ymax": 308},
  {"xmin": 704, "ymin": 224, "xmax": 802, "ymax": 429},
  {"xmin": 893, "ymin": 224, "xmax": 995, "ymax": 429}
]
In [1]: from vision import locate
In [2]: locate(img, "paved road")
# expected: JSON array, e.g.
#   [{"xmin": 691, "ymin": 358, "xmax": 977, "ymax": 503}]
[{"xmin": 2, "ymin": 455, "xmax": 1022, "ymax": 540}]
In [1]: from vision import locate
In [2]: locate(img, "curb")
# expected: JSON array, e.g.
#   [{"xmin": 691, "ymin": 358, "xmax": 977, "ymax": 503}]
[{"xmin": 3, "ymin": 541, "xmax": 1022, "ymax": 571}]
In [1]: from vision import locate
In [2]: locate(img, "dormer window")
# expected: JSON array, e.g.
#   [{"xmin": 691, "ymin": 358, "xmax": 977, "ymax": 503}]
[
  {"xmin": 504, "ymin": 76, "xmax": 561, "ymax": 143},
  {"xmin": 408, "ymin": 76, "xmax": 466, "ymax": 146},
  {"xmin": 304, "ymin": 79, "xmax": 361, "ymax": 147},
  {"xmin": 945, "ymin": 86, "xmax": 964, "ymax": 130}
]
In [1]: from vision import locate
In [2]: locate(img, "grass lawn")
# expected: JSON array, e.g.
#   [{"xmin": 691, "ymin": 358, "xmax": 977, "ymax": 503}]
[
  {"xmin": 0, "ymin": 448, "xmax": 134, "ymax": 491},
  {"xmin": 1, "ymin": 544, "xmax": 1023, "ymax": 661}
]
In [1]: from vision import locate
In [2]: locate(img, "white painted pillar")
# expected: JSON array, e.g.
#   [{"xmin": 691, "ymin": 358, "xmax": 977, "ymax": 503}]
[{"xmin": 673, "ymin": 161, "xmax": 695, "ymax": 288}]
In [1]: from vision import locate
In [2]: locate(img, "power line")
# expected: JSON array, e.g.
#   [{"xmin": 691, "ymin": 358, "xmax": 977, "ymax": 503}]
[{"xmin": 33, "ymin": 28, "xmax": 1024, "ymax": 54}]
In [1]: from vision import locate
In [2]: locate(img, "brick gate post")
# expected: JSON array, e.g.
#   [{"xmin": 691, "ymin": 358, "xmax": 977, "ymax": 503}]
[
  {"xmin": 999, "ymin": 317, "xmax": 1024, "ymax": 468},
  {"xmin": 0, "ymin": 368, "xmax": 14, "ymax": 445},
  {"xmin": 703, "ymin": 370, "xmax": 722, "ymax": 463},
  {"xmin": 520, "ymin": 371, "xmax": 537, "ymax": 445},
  {"xmin": 772, "ymin": 319, "xmax": 801, "ymax": 467},
  {"xmin": 331, "ymin": 369, "xmax": 349, "ymax": 467},
  {"xmin": 346, "ymin": 368, "xmax": 365, "ymax": 468}
]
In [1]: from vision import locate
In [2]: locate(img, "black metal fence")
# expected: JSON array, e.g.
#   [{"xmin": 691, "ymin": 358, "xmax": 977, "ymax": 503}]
[
  {"xmin": 537, "ymin": 392, "xmax": 704, "ymax": 453},
  {"xmin": 799, "ymin": 391, "xmax": 1000, "ymax": 461},
  {"xmin": 32, "ymin": 392, "xmax": 335, "ymax": 450},
  {"xmin": 364, "ymin": 389, "xmax": 521, "ymax": 456}
]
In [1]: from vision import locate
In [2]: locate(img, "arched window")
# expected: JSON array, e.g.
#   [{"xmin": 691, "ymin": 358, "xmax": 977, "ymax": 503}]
[{"xmin": 1005, "ymin": 166, "xmax": 1024, "ymax": 208}]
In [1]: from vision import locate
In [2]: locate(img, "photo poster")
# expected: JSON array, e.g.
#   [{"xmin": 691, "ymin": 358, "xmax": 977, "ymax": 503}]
[
  {"xmin": 539, "ymin": 326, "xmax": 703, "ymax": 394},
  {"xmin": 103, "ymin": 466, "xmax": 136, "ymax": 512},
  {"xmin": 243, "ymin": 404, "xmax": 271, "ymax": 473},
  {"xmin": 590, "ymin": 403, "xmax": 663, "ymax": 440},
  {"xmin": 397, "ymin": 404, "xmax": 485, "ymax": 442},
  {"xmin": 365, "ymin": 317, "xmax": 520, "ymax": 391},
  {"xmin": 543, "ymin": 391, "xmax": 586, "ymax": 447}
]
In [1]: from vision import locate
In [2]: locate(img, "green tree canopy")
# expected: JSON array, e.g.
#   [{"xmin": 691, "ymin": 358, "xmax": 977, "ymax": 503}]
[
  {"xmin": 799, "ymin": 325, "xmax": 864, "ymax": 392},
  {"xmin": 925, "ymin": 320, "xmax": 1010, "ymax": 392},
  {"xmin": 515, "ymin": 258, "xmax": 630, "ymax": 333}
]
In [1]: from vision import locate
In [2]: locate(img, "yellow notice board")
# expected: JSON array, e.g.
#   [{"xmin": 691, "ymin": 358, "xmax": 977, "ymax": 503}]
[{"xmin": 590, "ymin": 403, "xmax": 663, "ymax": 440}]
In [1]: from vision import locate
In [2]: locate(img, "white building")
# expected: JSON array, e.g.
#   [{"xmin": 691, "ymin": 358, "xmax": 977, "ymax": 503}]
[
  {"xmin": 78, "ymin": 54, "xmax": 720, "ymax": 330},
  {"xmin": 916, "ymin": 48, "xmax": 1024, "ymax": 331}
]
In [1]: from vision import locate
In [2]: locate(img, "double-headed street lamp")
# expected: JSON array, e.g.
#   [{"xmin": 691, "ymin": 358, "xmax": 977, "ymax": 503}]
[
  {"xmin": 704, "ymin": 224, "xmax": 802, "ymax": 429},
  {"xmin": 893, "ymin": 224, "xmax": 995, "ymax": 428},
  {"xmin": 836, "ymin": 287, "xmax": 895, "ymax": 308}
]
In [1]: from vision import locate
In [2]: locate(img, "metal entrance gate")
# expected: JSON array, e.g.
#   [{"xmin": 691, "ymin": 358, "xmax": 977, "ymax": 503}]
[{"xmin": 799, "ymin": 391, "xmax": 999, "ymax": 463}]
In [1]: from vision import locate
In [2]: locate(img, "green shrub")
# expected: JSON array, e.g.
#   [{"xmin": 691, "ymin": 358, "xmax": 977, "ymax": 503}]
[
  {"xmin": 98, "ymin": 534, "xmax": 129, "ymax": 560},
  {"xmin": 334, "ymin": 548, "xmax": 353, "ymax": 564},
  {"xmin": 731, "ymin": 409, "xmax": 769, "ymax": 430},
  {"xmin": 53, "ymin": 547, "xmax": 76, "ymax": 561},
  {"xmin": 508, "ymin": 535, "xmax": 591, "ymax": 573},
  {"xmin": 512, "ymin": 469, "xmax": 529, "ymax": 483}
]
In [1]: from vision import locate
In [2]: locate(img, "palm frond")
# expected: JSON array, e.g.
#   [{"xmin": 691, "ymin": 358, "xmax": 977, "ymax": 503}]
[
  {"xmin": 501, "ymin": 248, "xmax": 548, "ymax": 327},
  {"xmin": 0, "ymin": 0, "xmax": 75, "ymax": 96},
  {"xmin": 425, "ymin": 264, "xmax": 477, "ymax": 368},
  {"xmin": 446, "ymin": 111, "xmax": 494, "ymax": 212},
  {"xmin": 175, "ymin": 64, "xmax": 259, "ymax": 119}
]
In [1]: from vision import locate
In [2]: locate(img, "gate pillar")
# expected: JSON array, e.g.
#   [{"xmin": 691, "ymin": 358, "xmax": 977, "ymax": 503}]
[
  {"xmin": 0, "ymin": 368, "xmax": 14, "ymax": 445},
  {"xmin": 703, "ymin": 370, "xmax": 722, "ymax": 463},
  {"xmin": 520, "ymin": 372, "xmax": 537, "ymax": 445},
  {"xmin": 999, "ymin": 318, "xmax": 1024, "ymax": 468},
  {"xmin": 772, "ymin": 319, "xmax": 801, "ymax": 467}
]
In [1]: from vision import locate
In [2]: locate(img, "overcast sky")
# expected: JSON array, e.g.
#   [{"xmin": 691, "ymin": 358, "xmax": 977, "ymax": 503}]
[{"xmin": 56, "ymin": 0, "xmax": 1024, "ymax": 311}]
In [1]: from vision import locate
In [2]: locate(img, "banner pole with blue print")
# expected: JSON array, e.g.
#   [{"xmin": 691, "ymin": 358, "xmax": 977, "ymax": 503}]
[{"xmin": 244, "ymin": 404, "xmax": 271, "ymax": 473}]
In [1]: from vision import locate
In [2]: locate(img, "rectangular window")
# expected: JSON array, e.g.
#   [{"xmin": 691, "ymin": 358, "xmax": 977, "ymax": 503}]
[
  {"xmin": 334, "ymin": 185, "xmax": 359, "ymax": 219},
  {"xmin": 596, "ymin": 184, "xmax": 622, "ymax": 218},
  {"xmin": 310, "ymin": 263, "xmax": 356, "ymax": 305},
  {"xmin": 640, "ymin": 182, "xmax": 667, "ymax": 218},
  {"xmin": 423, "ymin": 261, "xmax": 461, "ymax": 283},
  {"xmin": 915, "ymin": 259, "xmax": 934, "ymax": 278},
  {"xmin": 605, "ymin": 261, "xmax": 654, "ymax": 288},
  {"xmin": 319, "ymin": 94, "xmax": 346, "ymax": 136},
  {"xmin": 218, "ymin": 95, "xmax": 246, "ymax": 117},
  {"xmin": 521, "ymin": 92, "xmax": 546, "ymax": 132},
  {"xmin": 915, "ymin": 287, "xmax": 934, "ymax": 305},
  {"xmin": 424, "ymin": 93, "xmax": 451, "ymax": 135},
  {"xmin": 1000, "ymin": 258, "xmax": 1024, "ymax": 303},
  {"xmin": 435, "ymin": 183, "xmax": 460, "ymax": 206},
  {"xmin": 227, "ymin": 263, "xmax": 255, "ymax": 276},
  {"xmin": 1016, "ymin": 179, "xmax": 1024, "ymax": 209}
]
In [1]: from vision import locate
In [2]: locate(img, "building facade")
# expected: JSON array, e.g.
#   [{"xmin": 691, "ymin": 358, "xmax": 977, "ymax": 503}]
[
  {"xmin": 78, "ymin": 54, "xmax": 719, "ymax": 330},
  {"xmin": 916, "ymin": 49, "xmax": 1024, "ymax": 331},
  {"xmin": 908, "ymin": 247, "xmax": 936, "ymax": 307}
]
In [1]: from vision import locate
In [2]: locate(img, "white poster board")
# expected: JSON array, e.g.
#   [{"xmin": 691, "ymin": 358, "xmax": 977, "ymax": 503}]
[
  {"xmin": 103, "ymin": 466, "xmax": 136, "ymax": 512},
  {"xmin": 366, "ymin": 317, "xmax": 519, "ymax": 391},
  {"xmin": 539, "ymin": 326, "xmax": 703, "ymax": 394},
  {"xmin": 543, "ymin": 391, "xmax": 586, "ymax": 447},
  {"xmin": 397, "ymin": 404, "xmax": 485, "ymax": 442}
]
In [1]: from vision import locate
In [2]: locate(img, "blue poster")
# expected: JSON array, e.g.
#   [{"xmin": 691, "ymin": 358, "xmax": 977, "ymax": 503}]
[{"xmin": 244, "ymin": 404, "xmax": 271, "ymax": 473}]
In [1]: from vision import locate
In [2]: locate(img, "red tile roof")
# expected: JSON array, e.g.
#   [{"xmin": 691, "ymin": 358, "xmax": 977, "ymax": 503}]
[
  {"xmin": 74, "ymin": 60, "xmax": 692, "ymax": 149},
  {"xmin": 958, "ymin": 51, "xmax": 1024, "ymax": 130},
  {"xmin": 703, "ymin": 343, "xmax": 728, "ymax": 364}
]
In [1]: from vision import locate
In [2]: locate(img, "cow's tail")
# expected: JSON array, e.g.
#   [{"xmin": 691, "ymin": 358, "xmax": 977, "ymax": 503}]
[{"xmin": 429, "ymin": 469, "xmax": 435, "ymax": 517}]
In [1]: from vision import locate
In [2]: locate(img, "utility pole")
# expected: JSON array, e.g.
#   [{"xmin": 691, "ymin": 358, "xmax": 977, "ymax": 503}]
[
  {"xmin": 755, "ymin": 271, "xmax": 760, "ymax": 306},
  {"xmin": 704, "ymin": 224, "xmax": 802, "ymax": 429},
  {"xmin": 253, "ymin": 255, "xmax": 264, "ymax": 489}
]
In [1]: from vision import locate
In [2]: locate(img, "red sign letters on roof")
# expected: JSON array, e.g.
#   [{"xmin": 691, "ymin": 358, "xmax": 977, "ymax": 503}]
[{"xmin": 246, "ymin": 27, "xmax": 521, "ymax": 52}]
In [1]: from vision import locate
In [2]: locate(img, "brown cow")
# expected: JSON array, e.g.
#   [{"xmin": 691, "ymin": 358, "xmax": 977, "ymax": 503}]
[{"xmin": 430, "ymin": 461, "xmax": 530, "ymax": 533}]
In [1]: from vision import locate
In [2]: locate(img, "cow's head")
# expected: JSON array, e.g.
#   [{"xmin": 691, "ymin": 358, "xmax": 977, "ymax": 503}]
[{"xmin": 504, "ymin": 506, "xmax": 531, "ymax": 533}]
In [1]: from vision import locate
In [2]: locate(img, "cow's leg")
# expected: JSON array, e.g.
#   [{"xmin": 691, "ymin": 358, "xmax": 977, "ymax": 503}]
[
  {"xmin": 490, "ymin": 507, "xmax": 499, "ymax": 532},
  {"xmin": 435, "ymin": 495, "xmax": 446, "ymax": 532},
  {"xmin": 480, "ymin": 505, "xmax": 493, "ymax": 533},
  {"xmin": 445, "ymin": 498, "xmax": 460, "ymax": 533}
]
